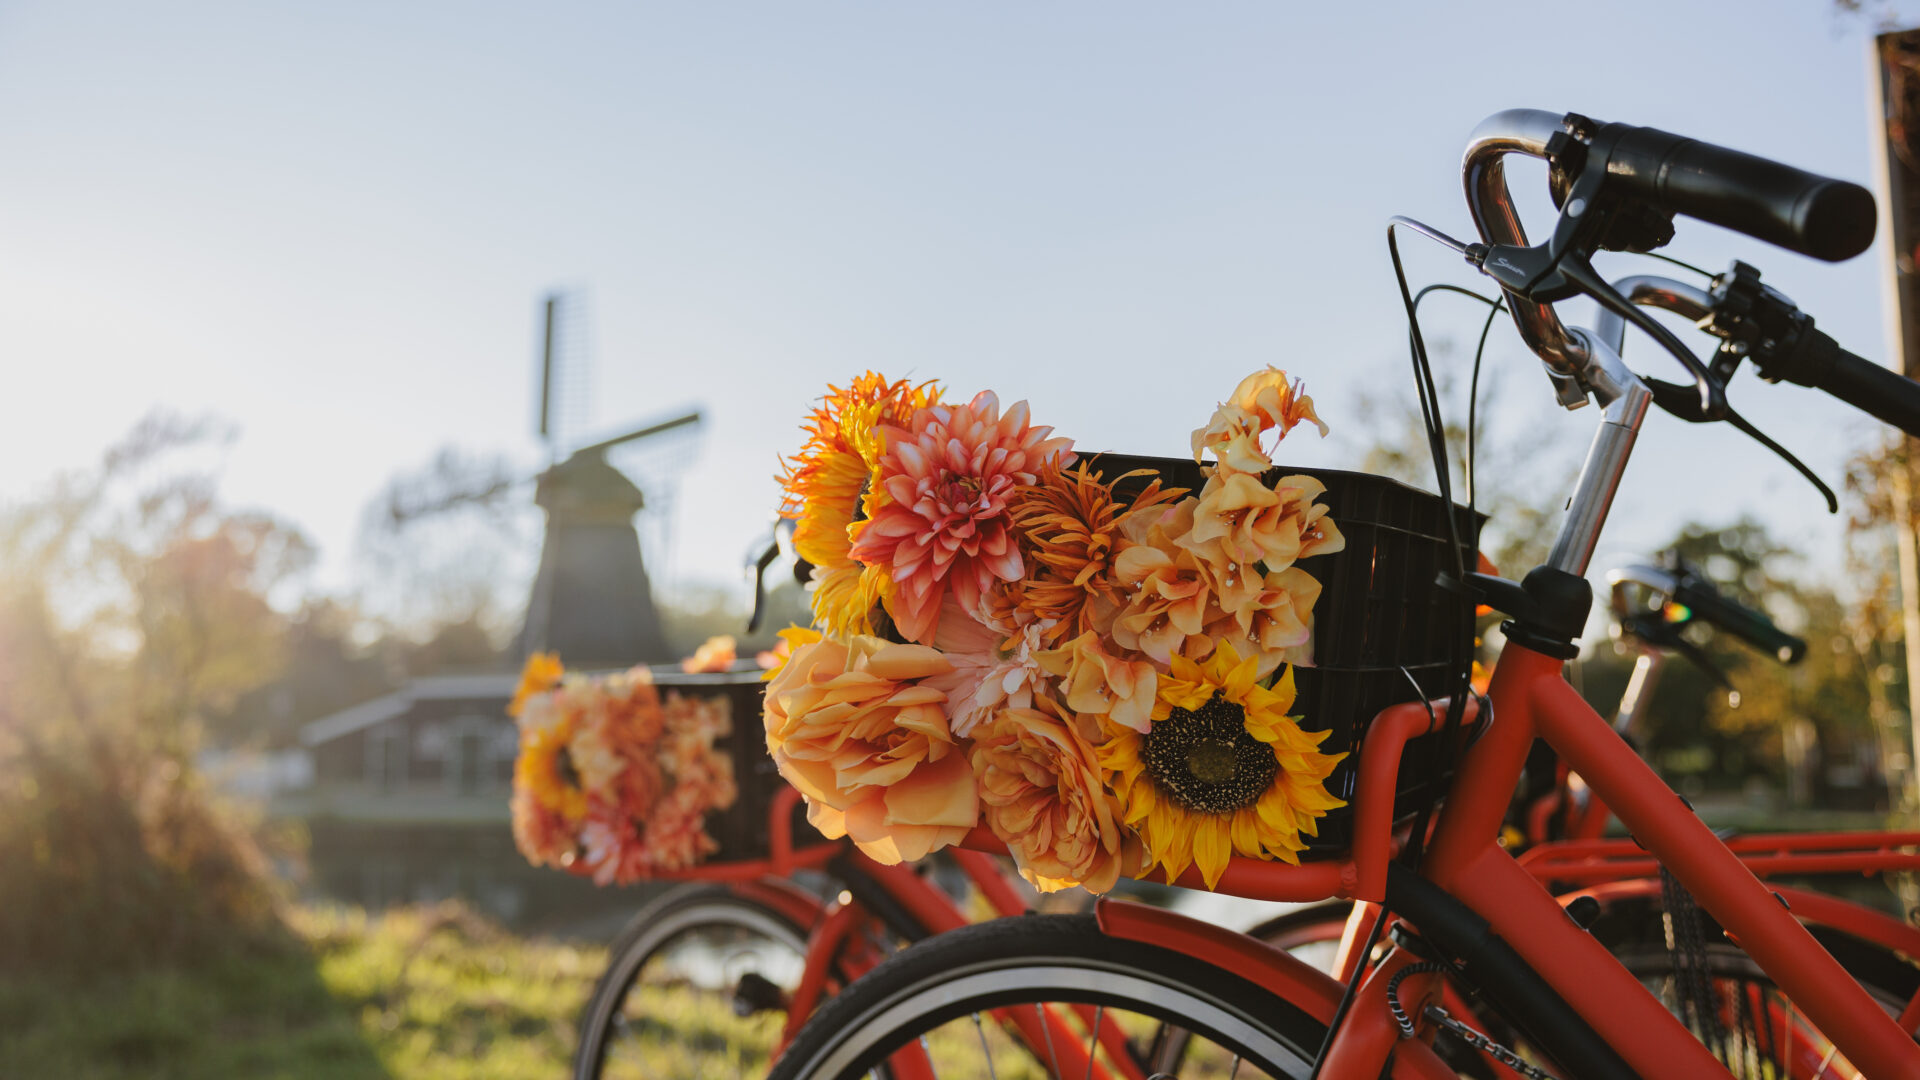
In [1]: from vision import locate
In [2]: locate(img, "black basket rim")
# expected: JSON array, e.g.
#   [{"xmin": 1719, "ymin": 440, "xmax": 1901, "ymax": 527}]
[{"xmin": 1078, "ymin": 451, "xmax": 1485, "ymax": 519}]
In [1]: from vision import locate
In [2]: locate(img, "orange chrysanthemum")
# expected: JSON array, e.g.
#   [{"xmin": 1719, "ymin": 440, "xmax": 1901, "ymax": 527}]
[
  {"xmin": 779, "ymin": 373, "xmax": 940, "ymax": 637},
  {"xmin": 1008, "ymin": 463, "xmax": 1184, "ymax": 644}
]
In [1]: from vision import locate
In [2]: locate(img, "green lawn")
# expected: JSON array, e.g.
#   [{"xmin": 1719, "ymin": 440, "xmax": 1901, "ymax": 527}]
[{"xmin": 0, "ymin": 904, "xmax": 606, "ymax": 1080}]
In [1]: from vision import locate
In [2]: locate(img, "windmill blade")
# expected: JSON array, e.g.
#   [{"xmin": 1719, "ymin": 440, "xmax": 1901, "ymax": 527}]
[
  {"xmin": 534, "ymin": 289, "xmax": 593, "ymax": 459},
  {"xmin": 570, "ymin": 409, "xmax": 702, "ymax": 459},
  {"xmin": 372, "ymin": 448, "xmax": 532, "ymax": 531}
]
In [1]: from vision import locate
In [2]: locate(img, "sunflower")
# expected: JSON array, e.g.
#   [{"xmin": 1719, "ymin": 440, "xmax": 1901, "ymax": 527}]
[
  {"xmin": 1098, "ymin": 640, "xmax": 1345, "ymax": 889},
  {"xmin": 515, "ymin": 714, "xmax": 588, "ymax": 823},
  {"xmin": 1008, "ymin": 462, "xmax": 1184, "ymax": 643},
  {"xmin": 779, "ymin": 373, "xmax": 939, "ymax": 637},
  {"xmin": 509, "ymin": 651, "xmax": 564, "ymax": 718}
]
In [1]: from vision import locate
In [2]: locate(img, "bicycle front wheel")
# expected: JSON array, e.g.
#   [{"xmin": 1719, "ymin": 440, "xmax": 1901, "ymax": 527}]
[
  {"xmin": 574, "ymin": 882, "xmax": 815, "ymax": 1080},
  {"xmin": 766, "ymin": 913, "xmax": 1331, "ymax": 1080}
]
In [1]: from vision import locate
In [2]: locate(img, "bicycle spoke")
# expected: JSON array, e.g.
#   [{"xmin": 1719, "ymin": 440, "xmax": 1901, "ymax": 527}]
[
  {"xmin": 973, "ymin": 1012, "xmax": 999, "ymax": 1080},
  {"xmin": 1036, "ymin": 1003, "xmax": 1060, "ymax": 1079},
  {"xmin": 1082, "ymin": 1005, "xmax": 1103, "ymax": 1080}
]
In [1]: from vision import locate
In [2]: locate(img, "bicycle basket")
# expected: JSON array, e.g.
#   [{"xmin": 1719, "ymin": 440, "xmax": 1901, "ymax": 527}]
[
  {"xmin": 1087, "ymin": 454, "xmax": 1482, "ymax": 857},
  {"xmin": 655, "ymin": 668, "xmax": 823, "ymax": 863}
]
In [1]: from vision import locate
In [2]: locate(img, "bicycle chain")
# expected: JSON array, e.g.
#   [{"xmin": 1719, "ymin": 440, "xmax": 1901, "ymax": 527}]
[
  {"xmin": 1419, "ymin": 1006, "xmax": 1560, "ymax": 1080},
  {"xmin": 1385, "ymin": 963, "xmax": 1560, "ymax": 1080}
]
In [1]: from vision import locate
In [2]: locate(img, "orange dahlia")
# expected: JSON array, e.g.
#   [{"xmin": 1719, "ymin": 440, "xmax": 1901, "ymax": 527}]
[
  {"xmin": 849, "ymin": 391, "xmax": 1074, "ymax": 645},
  {"xmin": 779, "ymin": 373, "xmax": 940, "ymax": 637}
]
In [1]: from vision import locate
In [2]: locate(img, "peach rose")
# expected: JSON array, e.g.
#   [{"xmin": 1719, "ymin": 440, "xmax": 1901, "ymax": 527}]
[
  {"xmin": 968, "ymin": 699, "xmax": 1140, "ymax": 893},
  {"xmin": 763, "ymin": 634, "xmax": 979, "ymax": 863}
]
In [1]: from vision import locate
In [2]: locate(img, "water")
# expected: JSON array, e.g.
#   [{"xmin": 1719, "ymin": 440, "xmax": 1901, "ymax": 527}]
[{"xmin": 302, "ymin": 819, "xmax": 671, "ymax": 940}]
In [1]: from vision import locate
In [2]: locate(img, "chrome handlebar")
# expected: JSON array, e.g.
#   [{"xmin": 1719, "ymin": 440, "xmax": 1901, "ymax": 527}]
[
  {"xmin": 1590, "ymin": 278, "xmax": 1712, "ymax": 355},
  {"xmin": 1462, "ymin": 109, "xmax": 1588, "ymax": 378},
  {"xmin": 1605, "ymin": 564, "xmax": 1680, "ymax": 622}
]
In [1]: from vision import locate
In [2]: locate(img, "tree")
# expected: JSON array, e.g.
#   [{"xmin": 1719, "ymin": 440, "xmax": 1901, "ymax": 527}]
[
  {"xmin": 1577, "ymin": 518, "xmax": 1886, "ymax": 808},
  {"xmin": 0, "ymin": 412, "xmax": 310, "ymax": 973}
]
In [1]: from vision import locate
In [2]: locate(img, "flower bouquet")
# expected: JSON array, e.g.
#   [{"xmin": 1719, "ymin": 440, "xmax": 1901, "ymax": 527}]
[
  {"xmin": 765, "ymin": 369, "xmax": 1350, "ymax": 891},
  {"xmin": 509, "ymin": 654, "xmax": 740, "ymax": 884}
]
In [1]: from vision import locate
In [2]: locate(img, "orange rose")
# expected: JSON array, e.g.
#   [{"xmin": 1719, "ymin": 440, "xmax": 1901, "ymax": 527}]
[
  {"xmin": 763, "ymin": 634, "xmax": 979, "ymax": 863},
  {"xmin": 969, "ymin": 698, "xmax": 1140, "ymax": 893}
]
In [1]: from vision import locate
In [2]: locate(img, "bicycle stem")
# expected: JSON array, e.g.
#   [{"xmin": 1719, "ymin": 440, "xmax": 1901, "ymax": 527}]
[{"xmin": 1543, "ymin": 330, "xmax": 1651, "ymax": 576}]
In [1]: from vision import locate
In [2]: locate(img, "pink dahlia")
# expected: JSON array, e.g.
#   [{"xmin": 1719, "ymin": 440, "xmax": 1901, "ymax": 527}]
[{"xmin": 849, "ymin": 391, "xmax": 1073, "ymax": 645}]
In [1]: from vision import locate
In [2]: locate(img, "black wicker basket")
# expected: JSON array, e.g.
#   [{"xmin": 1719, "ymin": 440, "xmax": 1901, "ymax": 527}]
[
  {"xmin": 647, "ymin": 668, "xmax": 823, "ymax": 863},
  {"xmin": 1085, "ymin": 453, "xmax": 1482, "ymax": 857}
]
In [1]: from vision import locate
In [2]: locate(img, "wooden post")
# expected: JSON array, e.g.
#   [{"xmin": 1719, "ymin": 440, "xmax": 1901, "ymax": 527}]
[{"xmin": 1872, "ymin": 29, "xmax": 1920, "ymax": 815}]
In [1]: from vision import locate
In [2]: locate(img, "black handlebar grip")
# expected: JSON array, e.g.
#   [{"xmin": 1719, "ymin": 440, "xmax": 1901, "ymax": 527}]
[
  {"xmin": 1593, "ymin": 122, "xmax": 1876, "ymax": 262},
  {"xmin": 1670, "ymin": 577, "xmax": 1806, "ymax": 665},
  {"xmin": 1799, "ymin": 335, "xmax": 1920, "ymax": 438}
]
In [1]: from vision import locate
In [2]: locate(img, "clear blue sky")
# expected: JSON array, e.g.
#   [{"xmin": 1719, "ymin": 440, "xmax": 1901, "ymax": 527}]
[{"xmin": 0, "ymin": 1, "xmax": 1910, "ymax": 617}]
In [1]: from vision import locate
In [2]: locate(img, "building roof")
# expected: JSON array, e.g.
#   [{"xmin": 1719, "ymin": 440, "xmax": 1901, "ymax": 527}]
[
  {"xmin": 298, "ymin": 672, "xmax": 519, "ymax": 747},
  {"xmin": 298, "ymin": 665, "xmax": 763, "ymax": 748}
]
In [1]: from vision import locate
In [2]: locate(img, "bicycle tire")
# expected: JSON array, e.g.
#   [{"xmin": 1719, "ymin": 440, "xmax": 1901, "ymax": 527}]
[
  {"xmin": 766, "ymin": 913, "xmax": 1331, "ymax": 1080},
  {"xmin": 1611, "ymin": 942, "xmax": 1907, "ymax": 1078},
  {"xmin": 573, "ymin": 882, "xmax": 816, "ymax": 1080}
]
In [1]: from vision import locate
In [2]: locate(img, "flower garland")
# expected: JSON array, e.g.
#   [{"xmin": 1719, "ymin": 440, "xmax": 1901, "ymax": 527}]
[
  {"xmin": 767, "ymin": 368, "xmax": 1349, "ymax": 891},
  {"xmin": 509, "ymin": 654, "xmax": 738, "ymax": 884}
]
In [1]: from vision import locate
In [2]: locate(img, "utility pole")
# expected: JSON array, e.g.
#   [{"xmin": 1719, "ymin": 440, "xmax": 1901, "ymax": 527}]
[{"xmin": 1872, "ymin": 29, "xmax": 1920, "ymax": 816}]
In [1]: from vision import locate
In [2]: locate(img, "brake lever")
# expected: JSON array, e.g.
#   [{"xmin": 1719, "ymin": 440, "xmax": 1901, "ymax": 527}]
[
  {"xmin": 1557, "ymin": 258, "xmax": 1725, "ymax": 420},
  {"xmin": 1668, "ymin": 633, "xmax": 1739, "ymax": 702},
  {"xmin": 1641, "ymin": 377, "xmax": 1838, "ymax": 513}
]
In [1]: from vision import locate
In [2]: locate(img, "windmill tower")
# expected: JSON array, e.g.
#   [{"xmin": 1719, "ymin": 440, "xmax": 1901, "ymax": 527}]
[{"xmin": 512, "ymin": 292, "xmax": 702, "ymax": 667}]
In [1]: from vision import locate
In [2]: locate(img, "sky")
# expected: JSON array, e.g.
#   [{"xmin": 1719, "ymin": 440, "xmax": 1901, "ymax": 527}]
[{"xmin": 1, "ymin": 1, "xmax": 1914, "ymax": 626}]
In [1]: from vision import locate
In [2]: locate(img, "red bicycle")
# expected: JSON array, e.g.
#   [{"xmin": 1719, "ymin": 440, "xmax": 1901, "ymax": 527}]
[{"xmin": 759, "ymin": 109, "xmax": 1920, "ymax": 1080}]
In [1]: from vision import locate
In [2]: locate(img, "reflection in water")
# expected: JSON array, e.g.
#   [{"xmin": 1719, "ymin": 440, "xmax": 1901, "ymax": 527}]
[{"xmin": 303, "ymin": 819, "xmax": 668, "ymax": 938}]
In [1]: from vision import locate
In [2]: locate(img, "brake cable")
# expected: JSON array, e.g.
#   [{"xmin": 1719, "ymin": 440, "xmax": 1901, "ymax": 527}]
[{"xmin": 1639, "ymin": 377, "xmax": 1837, "ymax": 512}]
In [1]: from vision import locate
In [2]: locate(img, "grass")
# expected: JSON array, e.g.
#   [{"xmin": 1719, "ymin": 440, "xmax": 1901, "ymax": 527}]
[{"xmin": 0, "ymin": 902, "xmax": 606, "ymax": 1080}]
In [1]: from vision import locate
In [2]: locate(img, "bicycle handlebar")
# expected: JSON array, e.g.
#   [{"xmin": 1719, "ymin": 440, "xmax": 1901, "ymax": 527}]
[
  {"xmin": 1766, "ymin": 328, "xmax": 1920, "ymax": 437},
  {"xmin": 1464, "ymin": 109, "xmax": 1585, "ymax": 377},
  {"xmin": 1586, "ymin": 121, "xmax": 1876, "ymax": 263},
  {"xmin": 1611, "ymin": 267, "xmax": 1920, "ymax": 438},
  {"xmin": 1462, "ymin": 108, "xmax": 1877, "ymax": 385},
  {"xmin": 1605, "ymin": 564, "xmax": 1807, "ymax": 664}
]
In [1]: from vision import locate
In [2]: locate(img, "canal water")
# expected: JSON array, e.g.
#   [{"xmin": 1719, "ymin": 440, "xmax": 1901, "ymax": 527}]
[{"xmin": 302, "ymin": 819, "xmax": 675, "ymax": 940}]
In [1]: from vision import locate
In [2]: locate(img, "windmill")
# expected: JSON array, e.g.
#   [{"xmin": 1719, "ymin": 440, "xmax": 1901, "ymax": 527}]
[{"xmin": 511, "ymin": 290, "xmax": 703, "ymax": 668}]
